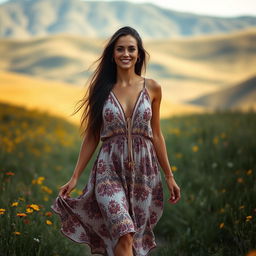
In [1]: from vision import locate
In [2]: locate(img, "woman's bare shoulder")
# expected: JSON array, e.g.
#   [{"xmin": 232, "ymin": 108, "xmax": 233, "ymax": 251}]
[{"xmin": 145, "ymin": 78, "xmax": 161, "ymax": 102}]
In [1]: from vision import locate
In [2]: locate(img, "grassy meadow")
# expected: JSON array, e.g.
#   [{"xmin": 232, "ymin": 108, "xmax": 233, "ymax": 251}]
[
  {"xmin": 0, "ymin": 102, "xmax": 255, "ymax": 256},
  {"xmin": 0, "ymin": 70, "xmax": 205, "ymax": 124}
]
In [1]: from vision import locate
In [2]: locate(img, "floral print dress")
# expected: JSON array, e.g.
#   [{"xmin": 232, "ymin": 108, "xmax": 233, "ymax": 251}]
[{"xmin": 51, "ymin": 77, "xmax": 164, "ymax": 256}]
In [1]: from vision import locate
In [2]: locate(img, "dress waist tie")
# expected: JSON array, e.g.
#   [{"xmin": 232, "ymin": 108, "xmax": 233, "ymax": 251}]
[{"xmin": 126, "ymin": 117, "xmax": 135, "ymax": 170}]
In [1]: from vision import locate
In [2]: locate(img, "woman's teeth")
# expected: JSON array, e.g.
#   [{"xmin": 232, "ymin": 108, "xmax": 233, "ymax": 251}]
[{"xmin": 121, "ymin": 59, "xmax": 131, "ymax": 64}]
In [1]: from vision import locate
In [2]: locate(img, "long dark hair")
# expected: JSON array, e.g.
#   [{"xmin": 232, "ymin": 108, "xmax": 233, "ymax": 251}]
[{"xmin": 72, "ymin": 26, "xmax": 150, "ymax": 139}]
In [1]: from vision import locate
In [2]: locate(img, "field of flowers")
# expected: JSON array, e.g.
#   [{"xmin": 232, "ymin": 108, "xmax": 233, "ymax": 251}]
[
  {"xmin": 153, "ymin": 110, "xmax": 256, "ymax": 256},
  {"xmin": 0, "ymin": 102, "xmax": 255, "ymax": 256},
  {"xmin": 0, "ymin": 102, "xmax": 92, "ymax": 255}
]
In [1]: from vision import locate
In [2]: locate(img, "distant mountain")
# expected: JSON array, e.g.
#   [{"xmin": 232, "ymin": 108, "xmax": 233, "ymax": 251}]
[
  {"xmin": 187, "ymin": 76, "xmax": 256, "ymax": 111},
  {"xmin": 0, "ymin": 0, "xmax": 256, "ymax": 39}
]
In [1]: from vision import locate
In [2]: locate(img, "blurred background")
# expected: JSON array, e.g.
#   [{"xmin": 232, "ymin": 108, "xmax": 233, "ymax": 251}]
[
  {"xmin": 0, "ymin": 0, "xmax": 256, "ymax": 122},
  {"xmin": 0, "ymin": 0, "xmax": 255, "ymax": 255}
]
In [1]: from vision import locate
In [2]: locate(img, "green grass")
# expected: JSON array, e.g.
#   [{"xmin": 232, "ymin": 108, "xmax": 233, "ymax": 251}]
[
  {"xmin": 152, "ymin": 110, "xmax": 256, "ymax": 256},
  {"xmin": 0, "ymin": 102, "xmax": 255, "ymax": 256}
]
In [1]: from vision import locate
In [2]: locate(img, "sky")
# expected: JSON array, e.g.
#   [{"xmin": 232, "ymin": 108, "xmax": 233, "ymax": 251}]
[
  {"xmin": 124, "ymin": 0, "xmax": 256, "ymax": 17},
  {"xmin": 0, "ymin": 0, "xmax": 255, "ymax": 17}
]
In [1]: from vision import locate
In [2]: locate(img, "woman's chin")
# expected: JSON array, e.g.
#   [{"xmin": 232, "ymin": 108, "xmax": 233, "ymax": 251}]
[{"xmin": 117, "ymin": 64, "xmax": 135, "ymax": 70}]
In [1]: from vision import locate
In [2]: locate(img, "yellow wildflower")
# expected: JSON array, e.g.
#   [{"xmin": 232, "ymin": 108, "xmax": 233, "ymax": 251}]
[
  {"xmin": 246, "ymin": 169, "xmax": 252, "ymax": 175},
  {"xmin": 29, "ymin": 204, "xmax": 40, "ymax": 211},
  {"xmin": 213, "ymin": 136, "xmax": 219, "ymax": 145},
  {"xmin": 174, "ymin": 153, "xmax": 183, "ymax": 159},
  {"xmin": 246, "ymin": 216, "xmax": 253, "ymax": 222},
  {"xmin": 11, "ymin": 202, "xmax": 19, "ymax": 207},
  {"xmin": 46, "ymin": 220, "xmax": 53, "ymax": 225},
  {"xmin": 41, "ymin": 185, "xmax": 53, "ymax": 194},
  {"xmin": 192, "ymin": 145, "xmax": 199, "ymax": 152},
  {"xmin": 43, "ymin": 196, "xmax": 49, "ymax": 202},
  {"xmin": 37, "ymin": 177, "xmax": 45, "ymax": 184},
  {"xmin": 171, "ymin": 166, "xmax": 178, "ymax": 172},
  {"xmin": 32, "ymin": 176, "xmax": 45, "ymax": 185},
  {"xmin": 16, "ymin": 213, "xmax": 27, "ymax": 217},
  {"xmin": 77, "ymin": 190, "xmax": 83, "ymax": 195},
  {"xmin": 26, "ymin": 208, "xmax": 33, "ymax": 213},
  {"xmin": 169, "ymin": 128, "xmax": 180, "ymax": 136},
  {"xmin": 0, "ymin": 208, "xmax": 6, "ymax": 215},
  {"xmin": 13, "ymin": 231, "xmax": 21, "ymax": 235},
  {"xmin": 219, "ymin": 222, "xmax": 224, "ymax": 229}
]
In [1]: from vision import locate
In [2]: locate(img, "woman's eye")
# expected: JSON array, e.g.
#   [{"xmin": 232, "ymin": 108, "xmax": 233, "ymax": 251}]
[{"xmin": 116, "ymin": 47, "xmax": 136, "ymax": 52}]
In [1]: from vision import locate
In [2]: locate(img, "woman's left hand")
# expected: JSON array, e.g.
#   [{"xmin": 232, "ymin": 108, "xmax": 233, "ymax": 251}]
[{"xmin": 165, "ymin": 176, "xmax": 181, "ymax": 204}]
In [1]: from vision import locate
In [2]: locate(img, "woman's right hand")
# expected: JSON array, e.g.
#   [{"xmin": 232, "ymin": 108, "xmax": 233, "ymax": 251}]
[
  {"xmin": 58, "ymin": 178, "xmax": 77, "ymax": 199},
  {"xmin": 165, "ymin": 176, "xmax": 181, "ymax": 204}
]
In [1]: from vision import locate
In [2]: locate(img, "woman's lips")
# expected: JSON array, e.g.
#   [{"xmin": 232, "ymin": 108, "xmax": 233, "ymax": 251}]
[{"xmin": 120, "ymin": 59, "xmax": 132, "ymax": 64}]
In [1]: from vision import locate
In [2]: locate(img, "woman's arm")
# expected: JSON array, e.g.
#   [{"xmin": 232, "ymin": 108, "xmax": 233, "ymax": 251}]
[
  {"xmin": 149, "ymin": 79, "xmax": 173, "ymax": 177},
  {"xmin": 148, "ymin": 79, "xmax": 181, "ymax": 204},
  {"xmin": 71, "ymin": 129, "xmax": 100, "ymax": 181},
  {"xmin": 58, "ymin": 128, "xmax": 100, "ymax": 198}
]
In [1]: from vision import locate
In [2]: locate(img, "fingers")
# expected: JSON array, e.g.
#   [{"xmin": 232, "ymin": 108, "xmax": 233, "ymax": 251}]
[
  {"xmin": 59, "ymin": 185, "xmax": 70, "ymax": 199},
  {"xmin": 169, "ymin": 188, "xmax": 175, "ymax": 200},
  {"xmin": 168, "ymin": 188, "xmax": 175, "ymax": 203},
  {"xmin": 168, "ymin": 186, "xmax": 181, "ymax": 204}
]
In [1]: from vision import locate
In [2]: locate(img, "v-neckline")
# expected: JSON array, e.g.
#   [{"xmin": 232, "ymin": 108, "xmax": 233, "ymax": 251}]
[{"xmin": 110, "ymin": 86, "xmax": 145, "ymax": 122}]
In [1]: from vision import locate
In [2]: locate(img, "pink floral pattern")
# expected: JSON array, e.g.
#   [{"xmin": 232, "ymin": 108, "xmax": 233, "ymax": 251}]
[{"xmin": 51, "ymin": 78, "xmax": 164, "ymax": 256}]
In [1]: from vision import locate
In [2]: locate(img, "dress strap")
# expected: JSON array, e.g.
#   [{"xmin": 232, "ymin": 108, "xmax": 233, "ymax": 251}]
[{"xmin": 143, "ymin": 77, "xmax": 146, "ymax": 88}]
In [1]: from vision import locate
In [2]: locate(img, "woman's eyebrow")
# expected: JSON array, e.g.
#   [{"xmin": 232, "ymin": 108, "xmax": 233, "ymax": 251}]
[{"xmin": 116, "ymin": 45, "xmax": 136, "ymax": 47}]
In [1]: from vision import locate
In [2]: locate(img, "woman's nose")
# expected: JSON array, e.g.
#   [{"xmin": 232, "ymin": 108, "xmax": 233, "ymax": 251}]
[{"xmin": 123, "ymin": 49, "xmax": 129, "ymax": 56}]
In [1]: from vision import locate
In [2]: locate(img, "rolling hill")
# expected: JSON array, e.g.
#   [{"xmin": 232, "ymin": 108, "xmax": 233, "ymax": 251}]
[
  {"xmin": 187, "ymin": 75, "xmax": 256, "ymax": 111},
  {"xmin": 0, "ymin": 70, "xmax": 206, "ymax": 124},
  {"xmin": 0, "ymin": 0, "xmax": 256, "ymax": 39},
  {"xmin": 0, "ymin": 28, "xmax": 256, "ymax": 105}
]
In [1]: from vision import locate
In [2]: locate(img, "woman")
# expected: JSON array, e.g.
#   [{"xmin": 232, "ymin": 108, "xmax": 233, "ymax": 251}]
[{"xmin": 51, "ymin": 26, "xmax": 181, "ymax": 256}]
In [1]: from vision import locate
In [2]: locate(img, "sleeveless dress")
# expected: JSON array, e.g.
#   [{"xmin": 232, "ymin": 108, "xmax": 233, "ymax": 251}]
[{"xmin": 51, "ymin": 77, "xmax": 164, "ymax": 256}]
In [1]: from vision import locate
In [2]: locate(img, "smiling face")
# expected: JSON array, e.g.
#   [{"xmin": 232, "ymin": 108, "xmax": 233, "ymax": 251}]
[{"xmin": 113, "ymin": 34, "xmax": 140, "ymax": 70}]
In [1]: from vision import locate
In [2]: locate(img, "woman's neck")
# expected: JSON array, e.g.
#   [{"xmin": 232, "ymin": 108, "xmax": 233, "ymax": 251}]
[{"xmin": 116, "ymin": 68, "xmax": 138, "ymax": 86}]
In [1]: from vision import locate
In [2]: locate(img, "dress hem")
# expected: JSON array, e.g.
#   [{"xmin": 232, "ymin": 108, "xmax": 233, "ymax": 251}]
[
  {"xmin": 113, "ymin": 228, "xmax": 158, "ymax": 256},
  {"xmin": 145, "ymin": 244, "xmax": 157, "ymax": 255},
  {"xmin": 52, "ymin": 203, "xmax": 158, "ymax": 256},
  {"xmin": 50, "ymin": 204, "xmax": 106, "ymax": 255}
]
